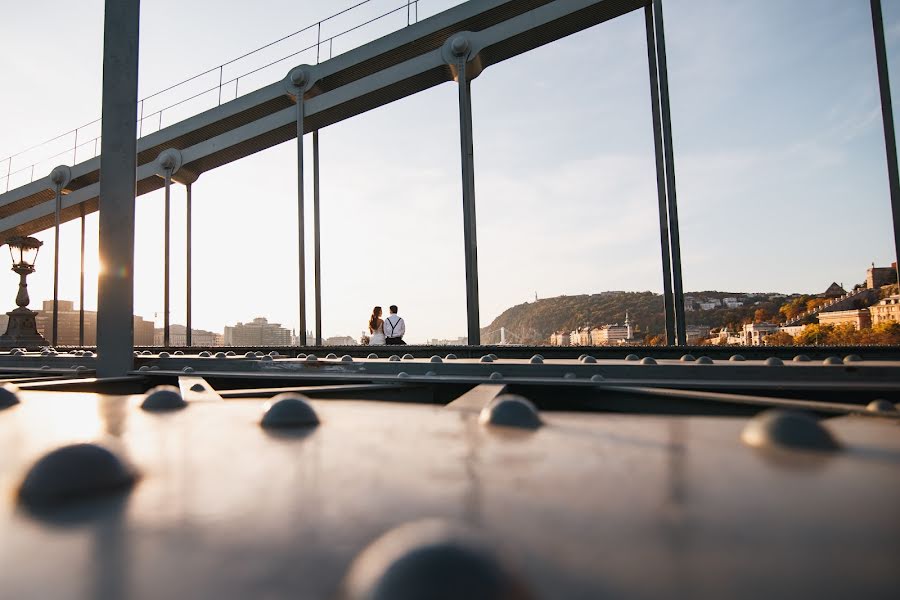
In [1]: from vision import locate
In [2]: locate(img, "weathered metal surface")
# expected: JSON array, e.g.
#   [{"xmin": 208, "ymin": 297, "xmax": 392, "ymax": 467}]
[{"xmin": 1, "ymin": 388, "xmax": 898, "ymax": 599}]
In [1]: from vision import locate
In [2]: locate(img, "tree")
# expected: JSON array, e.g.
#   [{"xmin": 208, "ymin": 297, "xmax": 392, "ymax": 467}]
[
  {"xmin": 754, "ymin": 308, "xmax": 772, "ymax": 323},
  {"xmin": 764, "ymin": 331, "xmax": 794, "ymax": 346}
]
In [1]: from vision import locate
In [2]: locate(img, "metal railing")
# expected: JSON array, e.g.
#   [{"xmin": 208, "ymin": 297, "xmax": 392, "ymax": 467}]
[{"xmin": 0, "ymin": 0, "xmax": 443, "ymax": 193}]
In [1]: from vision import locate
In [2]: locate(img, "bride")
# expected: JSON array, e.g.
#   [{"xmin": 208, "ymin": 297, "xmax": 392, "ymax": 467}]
[{"xmin": 368, "ymin": 306, "xmax": 386, "ymax": 345}]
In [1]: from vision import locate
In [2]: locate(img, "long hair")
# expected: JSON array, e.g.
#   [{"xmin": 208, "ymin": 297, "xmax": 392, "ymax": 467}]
[{"xmin": 369, "ymin": 306, "xmax": 382, "ymax": 333}]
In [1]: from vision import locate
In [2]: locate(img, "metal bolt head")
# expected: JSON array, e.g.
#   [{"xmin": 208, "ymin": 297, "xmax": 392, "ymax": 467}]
[
  {"xmin": 174, "ymin": 350, "xmax": 184, "ymax": 355},
  {"xmin": 445, "ymin": 354, "xmax": 458, "ymax": 360},
  {"xmin": 18, "ymin": 443, "xmax": 136, "ymax": 507},
  {"xmin": 489, "ymin": 372, "xmax": 503, "ymax": 380},
  {"xmin": 450, "ymin": 36, "xmax": 470, "ymax": 57},
  {"xmin": 430, "ymin": 355, "xmax": 443, "ymax": 363},
  {"xmin": 729, "ymin": 354, "xmax": 745, "ymax": 362},
  {"xmin": 215, "ymin": 352, "xmax": 226, "ymax": 359},
  {"xmin": 289, "ymin": 67, "xmax": 308, "ymax": 87},
  {"xmin": 640, "ymin": 357, "xmax": 657, "ymax": 365},
  {"xmin": 226, "ymin": 351, "xmax": 236, "ymax": 357},
  {"xmin": 402, "ymin": 353, "xmax": 414, "ymax": 360},
  {"xmin": 367, "ymin": 353, "xmax": 378, "ymax": 359},
  {"xmin": 742, "ymin": 409, "xmax": 840, "ymax": 452},
  {"xmin": 480, "ymin": 355, "xmax": 494, "ymax": 363},
  {"xmin": 764, "ymin": 357, "xmax": 783, "ymax": 367},
  {"xmin": 0, "ymin": 383, "xmax": 21, "ymax": 408},
  {"xmin": 823, "ymin": 356, "xmax": 842, "ymax": 365},
  {"xmin": 338, "ymin": 519, "xmax": 533, "ymax": 600},
  {"xmin": 843, "ymin": 354, "xmax": 863, "ymax": 364},
  {"xmin": 189, "ymin": 383, "xmax": 205, "ymax": 392},
  {"xmin": 792, "ymin": 354, "xmax": 811, "ymax": 362},
  {"xmin": 696, "ymin": 356, "xmax": 714, "ymax": 365},
  {"xmin": 529, "ymin": 355, "xmax": 543, "ymax": 364},
  {"xmin": 296, "ymin": 353, "xmax": 307, "ymax": 359},
  {"xmin": 306, "ymin": 354, "xmax": 318, "ymax": 362},
  {"xmin": 389, "ymin": 355, "xmax": 401, "ymax": 362},
  {"xmin": 182, "ymin": 366, "xmax": 194, "ymax": 373},
  {"xmin": 141, "ymin": 385, "xmax": 186, "ymax": 411},
  {"xmin": 590, "ymin": 374, "xmax": 605, "ymax": 382},
  {"xmin": 159, "ymin": 351, "xmax": 170, "ymax": 358},
  {"xmin": 479, "ymin": 394, "xmax": 541, "ymax": 430},
  {"xmin": 397, "ymin": 372, "xmax": 410, "ymax": 378},
  {"xmin": 261, "ymin": 393, "xmax": 319, "ymax": 428},
  {"xmin": 199, "ymin": 351, "xmax": 211, "ymax": 358},
  {"xmin": 680, "ymin": 354, "xmax": 696, "ymax": 362},
  {"xmin": 625, "ymin": 354, "xmax": 639, "ymax": 361},
  {"xmin": 581, "ymin": 355, "xmax": 597, "ymax": 364},
  {"xmin": 341, "ymin": 355, "xmax": 354, "ymax": 362},
  {"xmin": 326, "ymin": 353, "xmax": 338, "ymax": 360},
  {"xmin": 866, "ymin": 399, "xmax": 896, "ymax": 413}
]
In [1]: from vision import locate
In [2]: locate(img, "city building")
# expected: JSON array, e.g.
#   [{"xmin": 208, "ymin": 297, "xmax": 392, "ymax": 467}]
[
  {"xmin": 817, "ymin": 309, "xmax": 871, "ymax": 330},
  {"xmin": 569, "ymin": 327, "xmax": 591, "ymax": 346},
  {"xmin": 722, "ymin": 297, "xmax": 743, "ymax": 309},
  {"xmin": 867, "ymin": 263, "xmax": 897, "ymax": 289},
  {"xmin": 427, "ymin": 336, "xmax": 468, "ymax": 346},
  {"xmin": 590, "ymin": 314, "xmax": 634, "ymax": 345},
  {"xmin": 685, "ymin": 325, "xmax": 711, "ymax": 344},
  {"xmin": 33, "ymin": 300, "xmax": 154, "ymax": 346},
  {"xmin": 153, "ymin": 324, "xmax": 220, "ymax": 346},
  {"xmin": 698, "ymin": 302, "xmax": 718, "ymax": 311},
  {"xmin": 822, "ymin": 282, "xmax": 847, "ymax": 299},
  {"xmin": 550, "ymin": 331, "xmax": 570, "ymax": 346},
  {"xmin": 870, "ymin": 295, "xmax": 900, "ymax": 325},
  {"xmin": 324, "ymin": 335, "xmax": 357, "ymax": 346},
  {"xmin": 742, "ymin": 322, "xmax": 781, "ymax": 346},
  {"xmin": 224, "ymin": 317, "xmax": 293, "ymax": 346}
]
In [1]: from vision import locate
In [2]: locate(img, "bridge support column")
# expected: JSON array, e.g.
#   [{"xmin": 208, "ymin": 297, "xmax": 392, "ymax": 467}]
[
  {"xmin": 313, "ymin": 130, "xmax": 322, "ymax": 347},
  {"xmin": 287, "ymin": 67, "xmax": 314, "ymax": 347},
  {"xmin": 186, "ymin": 181, "xmax": 192, "ymax": 347},
  {"xmin": 649, "ymin": 0, "xmax": 686, "ymax": 346},
  {"xmin": 870, "ymin": 0, "xmax": 900, "ymax": 287},
  {"xmin": 155, "ymin": 149, "xmax": 183, "ymax": 349},
  {"xmin": 49, "ymin": 165, "xmax": 72, "ymax": 349},
  {"xmin": 79, "ymin": 208, "xmax": 85, "ymax": 347},
  {"xmin": 445, "ymin": 35, "xmax": 481, "ymax": 346},
  {"xmin": 644, "ymin": 5, "xmax": 676, "ymax": 346},
  {"xmin": 97, "ymin": 0, "xmax": 140, "ymax": 376}
]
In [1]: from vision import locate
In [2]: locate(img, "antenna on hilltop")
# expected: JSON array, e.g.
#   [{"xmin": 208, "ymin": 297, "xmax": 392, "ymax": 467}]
[{"xmin": 534, "ymin": 291, "xmax": 538, "ymax": 301}]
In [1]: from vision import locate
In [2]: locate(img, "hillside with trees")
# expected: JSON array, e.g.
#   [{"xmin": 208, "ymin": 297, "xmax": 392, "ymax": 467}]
[{"xmin": 480, "ymin": 291, "xmax": 788, "ymax": 344}]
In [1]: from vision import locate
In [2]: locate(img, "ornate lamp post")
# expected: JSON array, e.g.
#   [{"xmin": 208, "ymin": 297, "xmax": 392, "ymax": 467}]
[{"xmin": 0, "ymin": 236, "xmax": 49, "ymax": 349}]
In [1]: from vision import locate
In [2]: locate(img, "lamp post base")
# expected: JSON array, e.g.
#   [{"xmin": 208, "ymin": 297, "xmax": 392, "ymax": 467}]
[{"xmin": 0, "ymin": 308, "xmax": 49, "ymax": 350}]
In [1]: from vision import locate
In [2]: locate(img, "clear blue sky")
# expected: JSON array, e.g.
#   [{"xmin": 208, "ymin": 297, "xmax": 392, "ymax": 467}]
[{"xmin": 0, "ymin": 0, "xmax": 898, "ymax": 342}]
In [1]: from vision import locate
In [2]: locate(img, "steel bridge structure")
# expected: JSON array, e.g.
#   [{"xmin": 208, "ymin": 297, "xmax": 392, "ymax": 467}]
[{"xmin": 1, "ymin": 2, "xmax": 899, "ymax": 598}]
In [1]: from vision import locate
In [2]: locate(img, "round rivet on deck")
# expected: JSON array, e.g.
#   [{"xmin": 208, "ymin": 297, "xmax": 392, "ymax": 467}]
[
  {"xmin": 199, "ymin": 351, "xmax": 211, "ymax": 357},
  {"xmin": 479, "ymin": 394, "xmax": 542, "ymax": 430},
  {"xmin": 141, "ymin": 385, "xmax": 186, "ymax": 411},
  {"xmin": 764, "ymin": 357, "xmax": 783, "ymax": 367},
  {"xmin": 640, "ymin": 357, "xmax": 657, "ymax": 365},
  {"xmin": 159, "ymin": 351, "xmax": 170, "ymax": 358},
  {"xmin": 489, "ymin": 372, "xmax": 503, "ymax": 380},
  {"xmin": 402, "ymin": 354, "xmax": 414, "ymax": 360},
  {"xmin": 295, "ymin": 353, "xmax": 307, "ymax": 359},
  {"xmin": 581, "ymin": 355, "xmax": 597, "ymax": 364},
  {"xmin": 261, "ymin": 393, "xmax": 319, "ymax": 428},
  {"xmin": 339, "ymin": 519, "xmax": 531, "ymax": 600},
  {"xmin": 445, "ymin": 353, "xmax": 458, "ymax": 360},
  {"xmin": 0, "ymin": 383, "xmax": 21, "ymax": 408},
  {"xmin": 729, "ymin": 354, "xmax": 745, "ymax": 362},
  {"xmin": 182, "ymin": 366, "xmax": 194, "ymax": 373},
  {"xmin": 680, "ymin": 354, "xmax": 696, "ymax": 362},
  {"xmin": 389, "ymin": 355, "xmax": 401, "ymax": 362},
  {"xmin": 843, "ymin": 354, "xmax": 863, "ymax": 364},
  {"xmin": 326, "ymin": 353, "xmax": 338, "ymax": 360},
  {"xmin": 792, "ymin": 354, "xmax": 810, "ymax": 362},
  {"xmin": 823, "ymin": 356, "xmax": 842, "ymax": 365},
  {"xmin": 625, "ymin": 354, "xmax": 639, "ymax": 361},
  {"xmin": 696, "ymin": 356, "xmax": 714, "ymax": 365},
  {"xmin": 18, "ymin": 443, "xmax": 136, "ymax": 507},
  {"xmin": 866, "ymin": 399, "xmax": 896, "ymax": 413},
  {"xmin": 741, "ymin": 409, "xmax": 840, "ymax": 452},
  {"xmin": 529, "ymin": 355, "xmax": 543, "ymax": 364},
  {"xmin": 367, "ymin": 353, "xmax": 378, "ymax": 359},
  {"xmin": 430, "ymin": 355, "xmax": 443, "ymax": 363},
  {"xmin": 305, "ymin": 354, "xmax": 318, "ymax": 362},
  {"xmin": 341, "ymin": 355, "xmax": 353, "ymax": 362},
  {"xmin": 480, "ymin": 355, "xmax": 494, "ymax": 363},
  {"xmin": 590, "ymin": 374, "xmax": 605, "ymax": 382}
]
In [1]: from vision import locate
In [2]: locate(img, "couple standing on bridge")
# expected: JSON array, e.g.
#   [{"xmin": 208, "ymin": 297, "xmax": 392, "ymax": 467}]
[{"xmin": 368, "ymin": 305, "xmax": 406, "ymax": 345}]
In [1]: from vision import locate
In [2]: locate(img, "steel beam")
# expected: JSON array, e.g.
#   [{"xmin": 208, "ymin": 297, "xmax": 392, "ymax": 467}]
[
  {"xmin": 644, "ymin": 4, "xmax": 675, "ymax": 346},
  {"xmin": 313, "ymin": 130, "xmax": 322, "ymax": 347},
  {"xmin": 163, "ymin": 171, "xmax": 172, "ymax": 348},
  {"xmin": 449, "ymin": 38, "xmax": 481, "ymax": 346},
  {"xmin": 291, "ymin": 69, "xmax": 309, "ymax": 347},
  {"xmin": 79, "ymin": 209, "xmax": 85, "ymax": 347},
  {"xmin": 52, "ymin": 186, "xmax": 61, "ymax": 348},
  {"xmin": 652, "ymin": 0, "xmax": 686, "ymax": 346},
  {"xmin": 96, "ymin": 0, "xmax": 140, "ymax": 375},
  {"xmin": 871, "ymin": 0, "xmax": 900, "ymax": 286},
  {"xmin": 186, "ymin": 182, "xmax": 192, "ymax": 347}
]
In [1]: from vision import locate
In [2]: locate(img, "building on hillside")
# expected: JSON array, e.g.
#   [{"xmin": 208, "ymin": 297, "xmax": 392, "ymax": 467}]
[
  {"xmin": 589, "ymin": 313, "xmax": 634, "ymax": 345},
  {"xmin": 822, "ymin": 282, "xmax": 846, "ymax": 299},
  {"xmin": 224, "ymin": 317, "xmax": 293, "ymax": 346},
  {"xmin": 742, "ymin": 322, "xmax": 781, "ymax": 346},
  {"xmin": 154, "ymin": 324, "xmax": 220, "ymax": 346},
  {"xmin": 867, "ymin": 263, "xmax": 897, "ymax": 289},
  {"xmin": 685, "ymin": 325, "xmax": 711, "ymax": 344},
  {"xmin": 33, "ymin": 299, "xmax": 154, "ymax": 346},
  {"xmin": 550, "ymin": 331, "xmax": 570, "ymax": 346},
  {"xmin": 569, "ymin": 327, "xmax": 591, "ymax": 346},
  {"xmin": 698, "ymin": 302, "xmax": 717, "ymax": 311},
  {"xmin": 426, "ymin": 336, "xmax": 467, "ymax": 345},
  {"xmin": 708, "ymin": 329, "xmax": 744, "ymax": 345},
  {"xmin": 325, "ymin": 335, "xmax": 357, "ymax": 346},
  {"xmin": 723, "ymin": 297, "xmax": 744, "ymax": 309},
  {"xmin": 779, "ymin": 325, "xmax": 806, "ymax": 338},
  {"xmin": 817, "ymin": 309, "xmax": 871, "ymax": 330},
  {"xmin": 870, "ymin": 295, "xmax": 900, "ymax": 325}
]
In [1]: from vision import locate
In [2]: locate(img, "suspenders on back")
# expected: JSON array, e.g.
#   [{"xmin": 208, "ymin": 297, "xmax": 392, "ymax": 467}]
[{"xmin": 385, "ymin": 316, "xmax": 402, "ymax": 338}]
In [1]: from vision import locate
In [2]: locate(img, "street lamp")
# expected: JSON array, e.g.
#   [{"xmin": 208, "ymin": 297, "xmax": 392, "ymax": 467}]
[{"xmin": 0, "ymin": 236, "xmax": 49, "ymax": 349}]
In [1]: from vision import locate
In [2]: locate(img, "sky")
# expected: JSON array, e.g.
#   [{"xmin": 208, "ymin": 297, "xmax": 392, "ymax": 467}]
[{"xmin": 0, "ymin": 0, "xmax": 899, "ymax": 343}]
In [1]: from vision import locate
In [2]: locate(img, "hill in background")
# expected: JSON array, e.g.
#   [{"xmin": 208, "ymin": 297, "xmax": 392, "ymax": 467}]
[{"xmin": 480, "ymin": 291, "xmax": 788, "ymax": 344}]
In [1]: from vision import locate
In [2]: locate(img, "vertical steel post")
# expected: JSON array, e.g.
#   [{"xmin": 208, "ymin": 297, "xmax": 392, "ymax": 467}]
[
  {"xmin": 79, "ymin": 210, "xmax": 85, "ymax": 347},
  {"xmin": 455, "ymin": 53, "xmax": 481, "ymax": 345},
  {"xmin": 293, "ymin": 72, "xmax": 308, "ymax": 346},
  {"xmin": 645, "ymin": 4, "xmax": 676, "ymax": 346},
  {"xmin": 186, "ymin": 182, "xmax": 192, "ymax": 347},
  {"xmin": 97, "ymin": 0, "xmax": 140, "ymax": 375},
  {"xmin": 52, "ymin": 185, "xmax": 61, "ymax": 347},
  {"xmin": 653, "ymin": 0, "xmax": 686, "ymax": 346},
  {"xmin": 871, "ymin": 0, "xmax": 900, "ymax": 286},
  {"xmin": 313, "ymin": 130, "xmax": 322, "ymax": 346},
  {"xmin": 163, "ymin": 171, "xmax": 171, "ymax": 348}
]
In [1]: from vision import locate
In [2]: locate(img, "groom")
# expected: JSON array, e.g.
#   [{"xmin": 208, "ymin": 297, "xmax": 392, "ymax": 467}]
[{"xmin": 384, "ymin": 305, "xmax": 406, "ymax": 345}]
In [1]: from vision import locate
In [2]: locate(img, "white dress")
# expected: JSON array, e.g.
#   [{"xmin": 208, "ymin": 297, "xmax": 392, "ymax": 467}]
[{"xmin": 369, "ymin": 322, "xmax": 386, "ymax": 345}]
